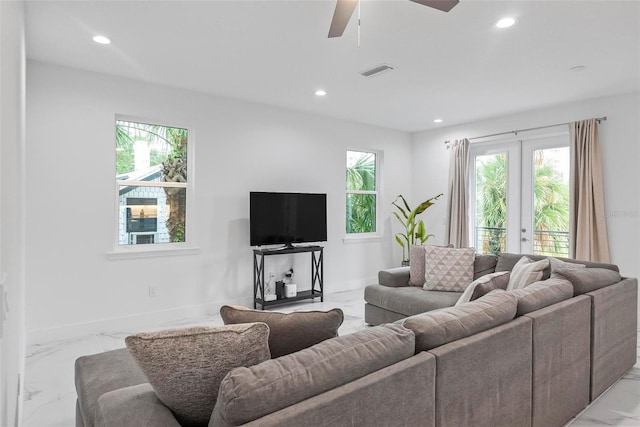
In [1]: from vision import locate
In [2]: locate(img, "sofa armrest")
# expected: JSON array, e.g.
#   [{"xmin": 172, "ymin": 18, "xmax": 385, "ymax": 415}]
[
  {"xmin": 378, "ymin": 267, "xmax": 410, "ymax": 287},
  {"xmin": 95, "ymin": 383, "xmax": 181, "ymax": 427}
]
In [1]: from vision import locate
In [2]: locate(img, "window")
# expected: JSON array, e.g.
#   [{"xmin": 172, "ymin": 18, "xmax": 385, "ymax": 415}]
[
  {"xmin": 346, "ymin": 150, "xmax": 378, "ymax": 235},
  {"xmin": 115, "ymin": 119, "xmax": 190, "ymax": 248}
]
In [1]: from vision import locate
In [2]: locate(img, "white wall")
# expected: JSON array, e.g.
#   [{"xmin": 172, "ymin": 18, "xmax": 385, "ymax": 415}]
[
  {"xmin": 25, "ymin": 61, "xmax": 412, "ymax": 342},
  {"xmin": 412, "ymin": 91, "xmax": 640, "ymax": 279},
  {"xmin": 1, "ymin": 0, "xmax": 27, "ymax": 425}
]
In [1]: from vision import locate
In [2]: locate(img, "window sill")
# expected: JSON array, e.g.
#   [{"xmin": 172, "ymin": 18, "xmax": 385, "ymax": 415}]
[
  {"xmin": 342, "ymin": 235, "xmax": 384, "ymax": 244},
  {"xmin": 107, "ymin": 245, "xmax": 200, "ymax": 260}
]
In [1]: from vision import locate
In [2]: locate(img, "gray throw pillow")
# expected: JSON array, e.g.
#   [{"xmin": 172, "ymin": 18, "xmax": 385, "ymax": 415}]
[
  {"xmin": 125, "ymin": 323, "xmax": 270, "ymax": 427},
  {"xmin": 553, "ymin": 267, "xmax": 622, "ymax": 295},
  {"xmin": 510, "ymin": 278, "xmax": 574, "ymax": 315},
  {"xmin": 210, "ymin": 324, "xmax": 415, "ymax": 426},
  {"xmin": 219, "ymin": 305, "xmax": 343, "ymax": 358},
  {"xmin": 455, "ymin": 271, "xmax": 510, "ymax": 306},
  {"xmin": 549, "ymin": 257, "xmax": 585, "ymax": 278},
  {"xmin": 409, "ymin": 245, "xmax": 428, "ymax": 286},
  {"xmin": 403, "ymin": 290, "xmax": 517, "ymax": 351}
]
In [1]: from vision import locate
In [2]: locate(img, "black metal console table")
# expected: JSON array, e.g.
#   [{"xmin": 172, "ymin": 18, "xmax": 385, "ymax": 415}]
[{"xmin": 253, "ymin": 245, "xmax": 324, "ymax": 309}]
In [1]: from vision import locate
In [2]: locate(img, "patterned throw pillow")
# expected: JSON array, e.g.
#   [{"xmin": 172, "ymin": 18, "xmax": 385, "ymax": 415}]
[
  {"xmin": 125, "ymin": 323, "xmax": 270, "ymax": 427},
  {"xmin": 423, "ymin": 246, "xmax": 475, "ymax": 292},
  {"xmin": 220, "ymin": 305, "xmax": 343, "ymax": 358},
  {"xmin": 506, "ymin": 256, "xmax": 550, "ymax": 291},
  {"xmin": 455, "ymin": 271, "xmax": 510, "ymax": 306},
  {"xmin": 409, "ymin": 245, "xmax": 453, "ymax": 286}
]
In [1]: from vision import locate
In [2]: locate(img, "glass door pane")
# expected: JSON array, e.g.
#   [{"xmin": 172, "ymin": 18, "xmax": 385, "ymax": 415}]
[
  {"xmin": 531, "ymin": 146, "xmax": 570, "ymax": 257},
  {"xmin": 474, "ymin": 153, "xmax": 508, "ymax": 254}
]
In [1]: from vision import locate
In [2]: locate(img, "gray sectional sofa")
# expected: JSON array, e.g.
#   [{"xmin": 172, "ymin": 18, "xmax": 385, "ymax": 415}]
[{"xmin": 75, "ymin": 253, "xmax": 637, "ymax": 427}]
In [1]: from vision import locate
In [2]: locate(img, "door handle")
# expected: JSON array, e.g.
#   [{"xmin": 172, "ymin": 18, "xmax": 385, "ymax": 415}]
[{"xmin": 521, "ymin": 237, "xmax": 530, "ymax": 242}]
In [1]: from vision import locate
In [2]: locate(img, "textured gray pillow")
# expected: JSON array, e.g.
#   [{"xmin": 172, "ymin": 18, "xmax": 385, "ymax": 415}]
[
  {"xmin": 455, "ymin": 271, "xmax": 510, "ymax": 306},
  {"xmin": 553, "ymin": 267, "xmax": 622, "ymax": 295},
  {"xmin": 510, "ymin": 278, "xmax": 574, "ymax": 315},
  {"xmin": 409, "ymin": 245, "xmax": 428, "ymax": 286},
  {"xmin": 549, "ymin": 257, "xmax": 585, "ymax": 277},
  {"xmin": 507, "ymin": 256, "xmax": 549, "ymax": 290},
  {"xmin": 125, "ymin": 323, "xmax": 270, "ymax": 427},
  {"xmin": 219, "ymin": 305, "xmax": 343, "ymax": 358},
  {"xmin": 210, "ymin": 324, "xmax": 415, "ymax": 426},
  {"xmin": 403, "ymin": 290, "xmax": 517, "ymax": 351}
]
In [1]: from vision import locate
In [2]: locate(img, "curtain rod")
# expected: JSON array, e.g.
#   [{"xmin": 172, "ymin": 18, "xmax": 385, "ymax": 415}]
[{"xmin": 444, "ymin": 116, "xmax": 607, "ymax": 145}]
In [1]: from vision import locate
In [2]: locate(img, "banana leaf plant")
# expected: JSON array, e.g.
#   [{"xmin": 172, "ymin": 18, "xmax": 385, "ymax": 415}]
[{"xmin": 392, "ymin": 193, "xmax": 443, "ymax": 263}]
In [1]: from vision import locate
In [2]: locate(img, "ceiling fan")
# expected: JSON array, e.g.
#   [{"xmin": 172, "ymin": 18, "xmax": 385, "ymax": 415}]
[{"xmin": 328, "ymin": 0, "xmax": 459, "ymax": 38}]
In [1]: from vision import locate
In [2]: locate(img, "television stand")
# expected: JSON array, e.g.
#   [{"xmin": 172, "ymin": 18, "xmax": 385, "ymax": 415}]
[{"xmin": 253, "ymin": 245, "xmax": 323, "ymax": 309}]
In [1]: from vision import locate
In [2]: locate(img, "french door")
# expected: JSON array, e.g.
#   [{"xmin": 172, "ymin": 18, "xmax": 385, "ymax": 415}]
[{"xmin": 469, "ymin": 134, "xmax": 571, "ymax": 256}]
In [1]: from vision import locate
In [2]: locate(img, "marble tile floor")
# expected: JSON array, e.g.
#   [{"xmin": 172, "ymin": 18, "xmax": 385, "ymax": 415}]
[{"xmin": 22, "ymin": 289, "xmax": 640, "ymax": 427}]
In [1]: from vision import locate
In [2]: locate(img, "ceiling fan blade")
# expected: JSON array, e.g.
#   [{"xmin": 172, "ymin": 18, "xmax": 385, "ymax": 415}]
[
  {"xmin": 409, "ymin": 0, "xmax": 459, "ymax": 13},
  {"xmin": 328, "ymin": 0, "xmax": 359, "ymax": 38}
]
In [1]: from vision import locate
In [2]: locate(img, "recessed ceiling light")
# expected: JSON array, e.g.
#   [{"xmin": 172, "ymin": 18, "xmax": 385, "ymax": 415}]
[
  {"xmin": 570, "ymin": 65, "xmax": 587, "ymax": 72},
  {"xmin": 496, "ymin": 17, "xmax": 516, "ymax": 28},
  {"xmin": 315, "ymin": 89, "xmax": 327, "ymax": 97},
  {"xmin": 92, "ymin": 35, "xmax": 111, "ymax": 45},
  {"xmin": 433, "ymin": 119, "xmax": 443, "ymax": 123}
]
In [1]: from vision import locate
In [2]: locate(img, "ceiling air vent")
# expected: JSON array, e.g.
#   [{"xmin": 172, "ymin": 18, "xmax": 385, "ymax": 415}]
[{"xmin": 360, "ymin": 64, "xmax": 394, "ymax": 78}]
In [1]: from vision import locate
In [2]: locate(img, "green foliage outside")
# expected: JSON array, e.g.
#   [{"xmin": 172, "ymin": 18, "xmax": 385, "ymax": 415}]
[
  {"xmin": 346, "ymin": 151, "xmax": 376, "ymax": 234},
  {"xmin": 476, "ymin": 152, "xmax": 569, "ymax": 255},
  {"xmin": 116, "ymin": 122, "xmax": 171, "ymax": 175}
]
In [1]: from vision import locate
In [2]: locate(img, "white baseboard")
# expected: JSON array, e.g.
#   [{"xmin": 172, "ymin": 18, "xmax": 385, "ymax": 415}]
[
  {"xmin": 26, "ymin": 296, "xmax": 253, "ymax": 346},
  {"xmin": 25, "ymin": 281, "xmax": 371, "ymax": 346}
]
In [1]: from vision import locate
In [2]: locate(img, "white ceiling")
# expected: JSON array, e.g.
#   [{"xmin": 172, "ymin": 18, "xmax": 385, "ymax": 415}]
[{"xmin": 25, "ymin": 0, "xmax": 640, "ymax": 132}]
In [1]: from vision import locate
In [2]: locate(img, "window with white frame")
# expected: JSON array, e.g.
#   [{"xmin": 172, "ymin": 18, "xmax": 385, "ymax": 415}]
[
  {"xmin": 346, "ymin": 150, "xmax": 379, "ymax": 235},
  {"xmin": 116, "ymin": 119, "xmax": 190, "ymax": 246}
]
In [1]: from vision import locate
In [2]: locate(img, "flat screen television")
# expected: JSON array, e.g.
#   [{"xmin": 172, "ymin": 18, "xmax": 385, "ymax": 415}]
[{"xmin": 250, "ymin": 192, "xmax": 327, "ymax": 247}]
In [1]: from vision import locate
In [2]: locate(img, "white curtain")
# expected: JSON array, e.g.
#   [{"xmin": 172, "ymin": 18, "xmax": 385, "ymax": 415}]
[
  {"xmin": 445, "ymin": 138, "xmax": 470, "ymax": 248},
  {"xmin": 570, "ymin": 119, "xmax": 610, "ymax": 262}
]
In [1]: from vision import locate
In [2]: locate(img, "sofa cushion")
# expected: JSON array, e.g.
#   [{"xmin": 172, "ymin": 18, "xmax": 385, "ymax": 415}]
[
  {"xmin": 455, "ymin": 271, "xmax": 510, "ymax": 306},
  {"xmin": 378, "ymin": 267, "xmax": 410, "ymax": 288},
  {"xmin": 423, "ymin": 246, "xmax": 475, "ymax": 292},
  {"xmin": 510, "ymin": 278, "xmax": 574, "ymax": 315},
  {"xmin": 75, "ymin": 348, "xmax": 149, "ymax": 427},
  {"xmin": 365, "ymin": 284, "xmax": 461, "ymax": 317},
  {"xmin": 473, "ymin": 254, "xmax": 499, "ymax": 280},
  {"xmin": 125, "ymin": 323, "xmax": 270, "ymax": 427},
  {"xmin": 553, "ymin": 267, "xmax": 622, "ymax": 295},
  {"xmin": 507, "ymin": 256, "xmax": 549, "ymax": 290},
  {"xmin": 95, "ymin": 383, "xmax": 182, "ymax": 427},
  {"xmin": 219, "ymin": 305, "xmax": 343, "ymax": 358},
  {"xmin": 403, "ymin": 289, "xmax": 517, "ymax": 351},
  {"xmin": 210, "ymin": 324, "xmax": 415, "ymax": 427}
]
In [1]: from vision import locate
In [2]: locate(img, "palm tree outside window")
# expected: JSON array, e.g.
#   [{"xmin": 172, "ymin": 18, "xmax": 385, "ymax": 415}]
[{"xmin": 346, "ymin": 150, "xmax": 378, "ymax": 235}]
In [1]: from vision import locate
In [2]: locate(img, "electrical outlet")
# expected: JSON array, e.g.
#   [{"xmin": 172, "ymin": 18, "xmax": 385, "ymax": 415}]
[{"xmin": 148, "ymin": 285, "xmax": 158, "ymax": 298}]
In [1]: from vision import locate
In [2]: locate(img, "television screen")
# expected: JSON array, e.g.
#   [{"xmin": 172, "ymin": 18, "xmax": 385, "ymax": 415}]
[{"xmin": 250, "ymin": 192, "xmax": 327, "ymax": 247}]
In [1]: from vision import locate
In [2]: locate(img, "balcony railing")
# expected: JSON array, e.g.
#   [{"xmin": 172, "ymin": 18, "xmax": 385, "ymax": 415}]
[{"xmin": 475, "ymin": 227, "xmax": 569, "ymax": 258}]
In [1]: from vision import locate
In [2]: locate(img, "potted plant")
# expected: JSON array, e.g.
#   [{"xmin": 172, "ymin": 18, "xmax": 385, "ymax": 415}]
[{"xmin": 392, "ymin": 193, "xmax": 443, "ymax": 265}]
